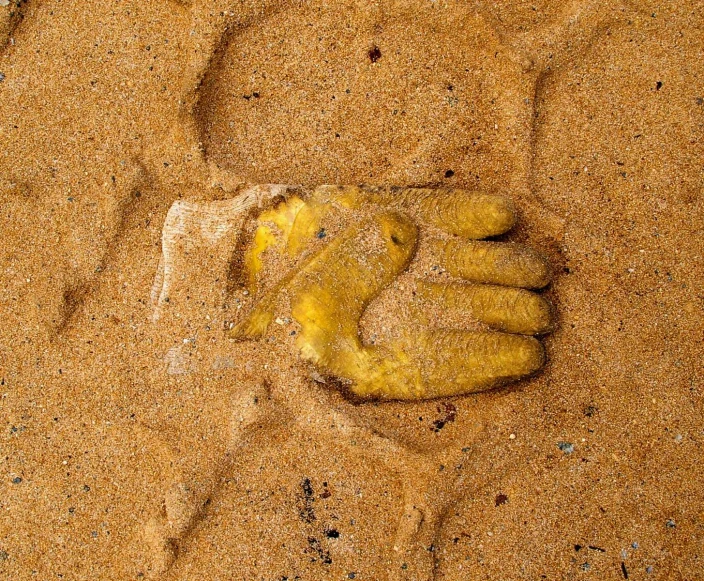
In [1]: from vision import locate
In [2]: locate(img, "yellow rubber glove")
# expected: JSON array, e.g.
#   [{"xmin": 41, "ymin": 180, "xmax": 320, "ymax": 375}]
[{"xmin": 231, "ymin": 185, "xmax": 553, "ymax": 400}]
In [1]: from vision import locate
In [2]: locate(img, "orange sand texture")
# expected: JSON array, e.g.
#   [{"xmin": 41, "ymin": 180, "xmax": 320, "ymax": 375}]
[{"xmin": 1, "ymin": 0, "xmax": 703, "ymax": 579}]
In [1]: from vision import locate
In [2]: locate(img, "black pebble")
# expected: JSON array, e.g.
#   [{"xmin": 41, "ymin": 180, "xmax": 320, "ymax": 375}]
[{"xmin": 325, "ymin": 528, "xmax": 340, "ymax": 539}]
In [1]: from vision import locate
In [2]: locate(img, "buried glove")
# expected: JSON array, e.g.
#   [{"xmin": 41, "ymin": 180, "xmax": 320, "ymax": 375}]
[{"xmin": 230, "ymin": 185, "xmax": 553, "ymax": 400}]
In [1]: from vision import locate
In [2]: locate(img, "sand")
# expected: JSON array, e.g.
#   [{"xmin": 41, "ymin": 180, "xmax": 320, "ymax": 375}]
[{"xmin": 1, "ymin": 0, "xmax": 703, "ymax": 579}]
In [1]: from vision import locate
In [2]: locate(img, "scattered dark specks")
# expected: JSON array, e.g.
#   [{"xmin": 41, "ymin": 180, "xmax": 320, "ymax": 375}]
[
  {"xmin": 306, "ymin": 537, "xmax": 332, "ymax": 564},
  {"xmin": 432, "ymin": 402, "xmax": 457, "ymax": 432},
  {"xmin": 665, "ymin": 519, "xmax": 676, "ymax": 529},
  {"xmin": 368, "ymin": 45, "xmax": 382, "ymax": 63},
  {"xmin": 11, "ymin": 476, "xmax": 22, "ymax": 484},
  {"xmin": 494, "ymin": 493, "xmax": 509, "ymax": 507},
  {"xmin": 324, "ymin": 527, "xmax": 340, "ymax": 539},
  {"xmin": 581, "ymin": 562, "xmax": 590, "ymax": 571},
  {"xmin": 317, "ymin": 228, "xmax": 327, "ymax": 239},
  {"xmin": 90, "ymin": 531, "xmax": 98, "ymax": 538},
  {"xmin": 621, "ymin": 562, "xmax": 629, "ymax": 579},
  {"xmin": 319, "ymin": 482, "xmax": 331, "ymax": 499},
  {"xmin": 558, "ymin": 441, "xmax": 574, "ymax": 454},
  {"xmin": 655, "ymin": 81, "xmax": 663, "ymax": 90},
  {"xmin": 298, "ymin": 478, "xmax": 316, "ymax": 523},
  {"xmin": 444, "ymin": 169, "xmax": 455, "ymax": 178}
]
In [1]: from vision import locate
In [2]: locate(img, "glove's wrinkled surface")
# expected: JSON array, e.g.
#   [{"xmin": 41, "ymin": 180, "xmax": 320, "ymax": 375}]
[{"xmin": 231, "ymin": 185, "xmax": 553, "ymax": 400}]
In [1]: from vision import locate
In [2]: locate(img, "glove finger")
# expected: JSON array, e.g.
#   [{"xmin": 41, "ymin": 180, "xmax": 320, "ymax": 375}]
[
  {"xmin": 347, "ymin": 329, "xmax": 545, "ymax": 400},
  {"xmin": 427, "ymin": 238, "xmax": 551, "ymax": 289},
  {"xmin": 313, "ymin": 185, "xmax": 516, "ymax": 239},
  {"xmin": 415, "ymin": 280, "xmax": 554, "ymax": 335},
  {"xmin": 417, "ymin": 330, "xmax": 545, "ymax": 399}
]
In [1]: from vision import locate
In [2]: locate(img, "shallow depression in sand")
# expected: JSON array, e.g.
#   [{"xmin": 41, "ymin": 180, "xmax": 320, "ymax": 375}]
[{"xmin": 195, "ymin": 1, "xmax": 524, "ymax": 186}]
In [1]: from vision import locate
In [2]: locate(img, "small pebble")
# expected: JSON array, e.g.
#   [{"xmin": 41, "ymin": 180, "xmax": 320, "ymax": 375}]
[
  {"xmin": 558, "ymin": 441, "xmax": 574, "ymax": 454},
  {"xmin": 631, "ymin": 542, "xmax": 639, "ymax": 549},
  {"xmin": 665, "ymin": 519, "xmax": 676, "ymax": 529},
  {"xmin": 646, "ymin": 565, "xmax": 654, "ymax": 574},
  {"xmin": 0, "ymin": 72, "xmax": 5, "ymax": 82},
  {"xmin": 347, "ymin": 573, "xmax": 356, "ymax": 579},
  {"xmin": 11, "ymin": 476, "xmax": 22, "ymax": 484}
]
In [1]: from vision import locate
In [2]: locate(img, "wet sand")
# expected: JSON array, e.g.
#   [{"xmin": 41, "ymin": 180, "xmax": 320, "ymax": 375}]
[{"xmin": 0, "ymin": 1, "xmax": 702, "ymax": 579}]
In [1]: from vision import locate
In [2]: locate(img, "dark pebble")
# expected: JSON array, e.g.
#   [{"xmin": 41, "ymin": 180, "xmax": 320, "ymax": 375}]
[
  {"xmin": 558, "ymin": 441, "xmax": 574, "ymax": 454},
  {"xmin": 11, "ymin": 476, "xmax": 22, "ymax": 484}
]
